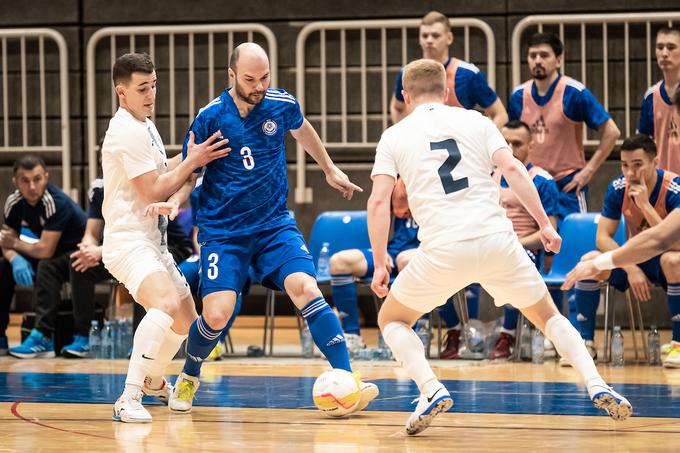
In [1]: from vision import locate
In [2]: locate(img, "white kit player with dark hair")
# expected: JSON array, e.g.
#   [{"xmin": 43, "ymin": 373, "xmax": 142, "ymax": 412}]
[
  {"xmin": 101, "ymin": 52, "xmax": 229, "ymax": 423},
  {"xmin": 367, "ymin": 58, "xmax": 632, "ymax": 435}
]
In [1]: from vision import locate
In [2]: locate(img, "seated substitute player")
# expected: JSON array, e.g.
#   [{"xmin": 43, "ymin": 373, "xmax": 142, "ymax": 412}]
[
  {"xmin": 489, "ymin": 120, "xmax": 559, "ymax": 360},
  {"xmin": 101, "ymin": 52, "xmax": 229, "ymax": 423},
  {"xmin": 569, "ymin": 134, "xmax": 680, "ymax": 368},
  {"xmin": 169, "ymin": 42, "xmax": 378, "ymax": 413},
  {"xmin": 328, "ymin": 178, "xmax": 418, "ymax": 352},
  {"xmin": 0, "ymin": 155, "xmax": 87, "ymax": 358},
  {"xmin": 368, "ymin": 59, "xmax": 632, "ymax": 435}
]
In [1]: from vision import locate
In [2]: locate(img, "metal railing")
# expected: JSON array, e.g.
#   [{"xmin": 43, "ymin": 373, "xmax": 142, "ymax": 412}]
[
  {"xmin": 86, "ymin": 24, "xmax": 278, "ymax": 183},
  {"xmin": 0, "ymin": 28, "xmax": 71, "ymax": 193},
  {"xmin": 294, "ymin": 18, "xmax": 496, "ymax": 203},
  {"xmin": 511, "ymin": 13, "xmax": 679, "ymax": 146}
]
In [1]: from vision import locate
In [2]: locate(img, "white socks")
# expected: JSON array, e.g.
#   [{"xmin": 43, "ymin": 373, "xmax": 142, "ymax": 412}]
[
  {"xmin": 544, "ymin": 314, "xmax": 605, "ymax": 388},
  {"xmin": 146, "ymin": 328, "xmax": 188, "ymax": 389},
  {"xmin": 124, "ymin": 308, "xmax": 174, "ymax": 393},
  {"xmin": 383, "ymin": 321, "xmax": 439, "ymax": 394}
]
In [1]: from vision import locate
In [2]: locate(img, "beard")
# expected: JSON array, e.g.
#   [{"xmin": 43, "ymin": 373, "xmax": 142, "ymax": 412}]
[
  {"xmin": 234, "ymin": 80, "xmax": 265, "ymax": 106},
  {"xmin": 531, "ymin": 67, "xmax": 548, "ymax": 80}
]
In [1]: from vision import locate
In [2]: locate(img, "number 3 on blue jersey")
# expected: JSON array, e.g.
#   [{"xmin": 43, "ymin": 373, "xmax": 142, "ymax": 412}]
[
  {"xmin": 240, "ymin": 146, "xmax": 255, "ymax": 170},
  {"xmin": 430, "ymin": 139, "xmax": 469, "ymax": 194},
  {"xmin": 207, "ymin": 252, "xmax": 219, "ymax": 280}
]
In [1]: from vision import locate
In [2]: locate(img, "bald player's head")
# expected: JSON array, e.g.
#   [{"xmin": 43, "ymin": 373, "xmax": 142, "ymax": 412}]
[{"xmin": 228, "ymin": 42, "xmax": 271, "ymax": 105}]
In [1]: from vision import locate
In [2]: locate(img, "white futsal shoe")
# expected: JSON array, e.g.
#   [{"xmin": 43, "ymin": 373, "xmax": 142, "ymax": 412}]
[
  {"xmin": 589, "ymin": 383, "xmax": 633, "ymax": 421},
  {"xmin": 112, "ymin": 391, "xmax": 152, "ymax": 423},
  {"xmin": 405, "ymin": 384, "xmax": 453, "ymax": 435},
  {"xmin": 169, "ymin": 372, "xmax": 200, "ymax": 413},
  {"xmin": 143, "ymin": 376, "xmax": 172, "ymax": 405}
]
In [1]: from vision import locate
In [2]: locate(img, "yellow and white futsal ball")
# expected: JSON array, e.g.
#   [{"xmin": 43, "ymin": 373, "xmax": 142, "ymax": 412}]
[{"xmin": 312, "ymin": 369, "xmax": 361, "ymax": 417}]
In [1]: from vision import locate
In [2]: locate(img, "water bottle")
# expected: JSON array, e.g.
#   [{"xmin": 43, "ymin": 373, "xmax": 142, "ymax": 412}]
[
  {"xmin": 648, "ymin": 325, "xmax": 661, "ymax": 366},
  {"xmin": 101, "ymin": 320, "xmax": 114, "ymax": 359},
  {"xmin": 611, "ymin": 325, "xmax": 625, "ymax": 367},
  {"xmin": 519, "ymin": 318, "xmax": 532, "ymax": 360},
  {"xmin": 531, "ymin": 328, "xmax": 545, "ymax": 364},
  {"xmin": 301, "ymin": 321, "xmax": 314, "ymax": 358},
  {"xmin": 317, "ymin": 242, "xmax": 331, "ymax": 278},
  {"xmin": 88, "ymin": 320, "xmax": 101, "ymax": 359}
]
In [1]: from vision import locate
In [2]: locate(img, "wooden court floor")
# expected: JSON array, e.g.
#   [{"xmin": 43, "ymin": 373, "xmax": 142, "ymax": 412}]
[{"xmin": 1, "ymin": 325, "xmax": 680, "ymax": 452}]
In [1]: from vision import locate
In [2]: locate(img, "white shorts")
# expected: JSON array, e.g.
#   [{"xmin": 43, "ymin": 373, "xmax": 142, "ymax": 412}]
[
  {"xmin": 390, "ymin": 231, "xmax": 547, "ymax": 313},
  {"xmin": 103, "ymin": 242, "xmax": 191, "ymax": 301}
]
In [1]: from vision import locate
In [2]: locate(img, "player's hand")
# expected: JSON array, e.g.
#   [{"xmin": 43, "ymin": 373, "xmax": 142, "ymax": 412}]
[
  {"xmin": 325, "ymin": 165, "xmax": 363, "ymax": 200},
  {"xmin": 144, "ymin": 201, "xmax": 180, "ymax": 220},
  {"xmin": 626, "ymin": 265, "xmax": 652, "ymax": 302},
  {"xmin": 562, "ymin": 167, "xmax": 593, "ymax": 193},
  {"xmin": 70, "ymin": 243, "xmax": 102, "ymax": 272},
  {"xmin": 562, "ymin": 254, "xmax": 601, "ymax": 290},
  {"xmin": 186, "ymin": 130, "xmax": 230, "ymax": 168},
  {"xmin": 539, "ymin": 224, "xmax": 561, "ymax": 254},
  {"xmin": 0, "ymin": 225, "xmax": 18, "ymax": 250},
  {"xmin": 628, "ymin": 183, "xmax": 650, "ymax": 208},
  {"xmin": 371, "ymin": 266, "xmax": 390, "ymax": 299},
  {"xmin": 10, "ymin": 254, "xmax": 34, "ymax": 287}
]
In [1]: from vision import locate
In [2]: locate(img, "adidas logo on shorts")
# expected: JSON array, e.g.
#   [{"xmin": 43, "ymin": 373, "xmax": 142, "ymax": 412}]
[{"xmin": 326, "ymin": 334, "xmax": 345, "ymax": 347}]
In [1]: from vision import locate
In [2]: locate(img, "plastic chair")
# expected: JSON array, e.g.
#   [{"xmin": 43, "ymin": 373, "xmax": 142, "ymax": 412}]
[
  {"xmin": 308, "ymin": 210, "xmax": 372, "ymax": 284},
  {"xmin": 512, "ymin": 213, "xmax": 638, "ymax": 362}
]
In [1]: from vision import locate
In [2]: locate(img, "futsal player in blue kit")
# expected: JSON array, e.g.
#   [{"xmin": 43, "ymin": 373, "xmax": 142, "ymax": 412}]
[{"xmin": 168, "ymin": 42, "xmax": 378, "ymax": 413}]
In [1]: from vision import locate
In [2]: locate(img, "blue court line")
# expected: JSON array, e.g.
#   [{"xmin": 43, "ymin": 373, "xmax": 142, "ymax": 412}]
[{"xmin": 0, "ymin": 372, "xmax": 678, "ymax": 418}]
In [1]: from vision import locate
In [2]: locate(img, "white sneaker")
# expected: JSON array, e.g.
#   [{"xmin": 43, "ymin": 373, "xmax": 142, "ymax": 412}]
[
  {"xmin": 589, "ymin": 383, "xmax": 633, "ymax": 421},
  {"xmin": 405, "ymin": 384, "xmax": 453, "ymax": 435},
  {"xmin": 169, "ymin": 372, "xmax": 200, "ymax": 413},
  {"xmin": 345, "ymin": 333, "xmax": 366, "ymax": 352},
  {"xmin": 143, "ymin": 376, "xmax": 172, "ymax": 405},
  {"xmin": 112, "ymin": 391, "xmax": 152, "ymax": 423}
]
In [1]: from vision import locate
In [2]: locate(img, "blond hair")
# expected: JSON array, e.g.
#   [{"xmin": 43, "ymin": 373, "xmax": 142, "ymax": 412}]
[
  {"xmin": 402, "ymin": 59, "xmax": 446, "ymax": 99},
  {"xmin": 421, "ymin": 11, "xmax": 450, "ymax": 31}
]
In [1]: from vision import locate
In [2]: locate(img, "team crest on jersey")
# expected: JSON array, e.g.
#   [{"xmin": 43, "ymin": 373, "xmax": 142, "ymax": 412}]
[{"xmin": 262, "ymin": 119, "xmax": 278, "ymax": 136}]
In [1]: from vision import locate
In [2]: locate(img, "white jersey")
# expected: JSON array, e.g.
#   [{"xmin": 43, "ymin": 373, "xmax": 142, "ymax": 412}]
[
  {"xmin": 372, "ymin": 103, "xmax": 514, "ymax": 247},
  {"xmin": 101, "ymin": 107, "xmax": 169, "ymax": 252}
]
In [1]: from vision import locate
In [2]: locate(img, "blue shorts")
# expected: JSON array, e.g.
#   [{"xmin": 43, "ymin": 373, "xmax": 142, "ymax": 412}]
[
  {"xmin": 555, "ymin": 172, "xmax": 589, "ymax": 227},
  {"xmin": 360, "ymin": 247, "xmax": 416, "ymax": 279},
  {"xmin": 200, "ymin": 224, "xmax": 316, "ymax": 297},
  {"xmin": 609, "ymin": 255, "xmax": 667, "ymax": 292}
]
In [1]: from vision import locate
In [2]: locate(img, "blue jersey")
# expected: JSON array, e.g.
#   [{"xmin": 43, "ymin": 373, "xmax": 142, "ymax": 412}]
[
  {"xmin": 637, "ymin": 81, "xmax": 673, "ymax": 135},
  {"xmin": 393, "ymin": 57, "xmax": 497, "ymax": 109},
  {"xmin": 183, "ymin": 88, "xmax": 304, "ymax": 242},
  {"xmin": 602, "ymin": 169, "xmax": 680, "ymax": 220},
  {"xmin": 499, "ymin": 163, "xmax": 560, "ymax": 217},
  {"xmin": 3, "ymin": 182, "xmax": 87, "ymax": 255},
  {"xmin": 508, "ymin": 74, "xmax": 610, "ymax": 130},
  {"xmin": 387, "ymin": 217, "xmax": 419, "ymax": 257}
]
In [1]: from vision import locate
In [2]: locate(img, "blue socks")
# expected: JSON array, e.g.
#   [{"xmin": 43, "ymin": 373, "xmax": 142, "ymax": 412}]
[
  {"xmin": 503, "ymin": 306, "xmax": 519, "ymax": 331},
  {"xmin": 183, "ymin": 315, "xmax": 223, "ymax": 377},
  {"xmin": 301, "ymin": 296, "xmax": 351, "ymax": 372},
  {"xmin": 330, "ymin": 274, "xmax": 360, "ymax": 335},
  {"xmin": 575, "ymin": 280, "xmax": 600, "ymax": 341},
  {"xmin": 438, "ymin": 297, "xmax": 459, "ymax": 327},
  {"xmin": 549, "ymin": 288, "xmax": 564, "ymax": 313},
  {"xmin": 667, "ymin": 284, "xmax": 680, "ymax": 342}
]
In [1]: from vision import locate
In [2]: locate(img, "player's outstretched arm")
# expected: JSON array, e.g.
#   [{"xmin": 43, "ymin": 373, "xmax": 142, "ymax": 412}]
[
  {"xmin": 492, "ymin": 147, "xmax": 561, "ymax": 253},
  {"xmin": 367, "ymin": 174, "xmax": 396, "ymax": 298},
  {"xmin": 131, "ymin": 131, "xmax": 229, "ymax": 206},
  {"xmin": 291, "ymin": 119, "xmax": 363, "ymax": 200}
]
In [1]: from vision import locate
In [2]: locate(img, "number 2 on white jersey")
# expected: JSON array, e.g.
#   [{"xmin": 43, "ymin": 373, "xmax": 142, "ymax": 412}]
[
  {"xmin": 240, "ymin": 146, "xmax": 255, "ymax": 170},
  {"xmin": 430, "ymin": 139, "xmax": 469, "ymax": 194},
  {"xmin": 207, "ymin": 252, "xmax": 219, "ymax": 280}
]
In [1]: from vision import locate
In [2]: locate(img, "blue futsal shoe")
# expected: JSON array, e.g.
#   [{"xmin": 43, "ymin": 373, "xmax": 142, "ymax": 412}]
[
  {"xmin": 9, "ymin": 328, "xmax": 55, "ymax": 359},
  {"xmin": 589, "ymin": 383, "xmax": 633, "ymax": 420},
  {"xmin": 62, "ymin": 335, "xmax": 90, "ymax": 358},
  {"xmin": 405, "ymin": 383, "xmax": 453, "ymax": 435}
]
